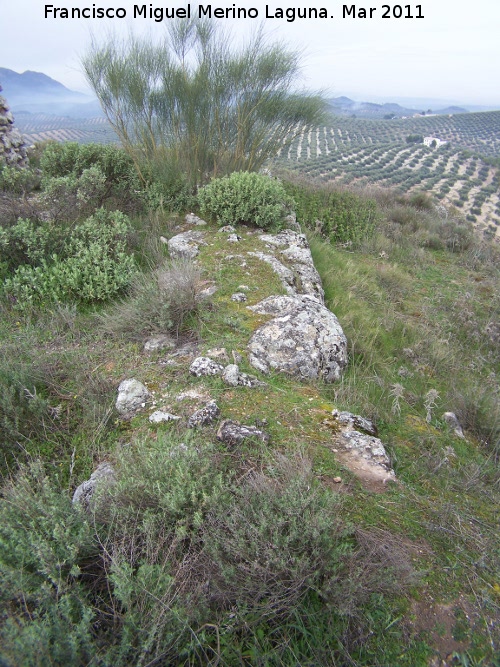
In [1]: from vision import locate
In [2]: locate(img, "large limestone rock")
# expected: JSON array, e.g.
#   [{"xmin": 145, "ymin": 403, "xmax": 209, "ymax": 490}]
[
  {"xmin": 247, "ymin": 295, "xmax": 347, "ymax": 382},
  {"xmin": 0, "ymin": 86, "xmax": 29, "ymax": 167}
]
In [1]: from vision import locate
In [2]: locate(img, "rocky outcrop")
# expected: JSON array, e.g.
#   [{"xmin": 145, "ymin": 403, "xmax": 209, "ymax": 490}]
[
  {"xmin": 248, "ymin": 229, "xmax": 324, "ymax": 303},
  {"xmin": 247, "ymin": 294, "xmax": 347, "ymax": 382},
  {"xmin": 0, "ymin": 85, "xmax": 29, "ymax": 167}
]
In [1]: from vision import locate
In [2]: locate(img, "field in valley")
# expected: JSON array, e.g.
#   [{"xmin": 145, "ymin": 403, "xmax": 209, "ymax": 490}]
[{"xmin": 278, "ymin": 111, "xmax": 500, "ymax": 238}]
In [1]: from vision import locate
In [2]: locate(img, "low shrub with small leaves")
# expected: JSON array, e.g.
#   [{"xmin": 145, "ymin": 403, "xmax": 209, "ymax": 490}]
[
  {"xmin": 198, "ymin": 171, "xmax": 294, "ymax": 229},
  {"xmin": 2, "ymin": 209, "xmax": 135, "ymax": 310},
  {"xmin": 0, "ymin": 164, "xmax": 41, "ymax": 195}
]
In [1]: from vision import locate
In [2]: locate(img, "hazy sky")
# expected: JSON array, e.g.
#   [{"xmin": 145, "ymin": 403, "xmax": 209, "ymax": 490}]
[{"xmin": 2, "ymin": 0, "xmax": 499, "ymax": 105}]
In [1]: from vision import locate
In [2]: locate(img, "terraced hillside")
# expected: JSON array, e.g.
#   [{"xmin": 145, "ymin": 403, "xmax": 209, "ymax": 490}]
[
  {"xmin": 277, "ymin": 112, "xmax": 500, "ymax": 238},
  {"xmin": 14, "ymin": 111, "xmax": 117, "ymax": 144}
]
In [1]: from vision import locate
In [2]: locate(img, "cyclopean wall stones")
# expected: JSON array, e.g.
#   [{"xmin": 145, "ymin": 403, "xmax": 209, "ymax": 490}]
[{"xmin": 0, "ymin": 85, "xmax": 29, "ymax": 167}]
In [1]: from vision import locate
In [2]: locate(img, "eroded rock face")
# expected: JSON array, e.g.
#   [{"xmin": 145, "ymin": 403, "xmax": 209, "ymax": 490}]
[
  {"xmin": 116, "ymin": 379, "xmax": 150, "ymax": 415},
  {"xmin": 167, "ymin": 230, "xmax": 205, "ymax": 260},
  {"xmin": 247, "ymin": 295, "xmax": 347, "ymax": 382},
  {"xmin": 72, "ymin": 462, "xmax": 114, "ymax": 509}
]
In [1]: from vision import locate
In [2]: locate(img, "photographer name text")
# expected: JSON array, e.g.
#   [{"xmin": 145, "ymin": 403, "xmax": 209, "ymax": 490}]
[{"xmin": 44, "ymin": 4, "xmax": 426, "ymax": 22}]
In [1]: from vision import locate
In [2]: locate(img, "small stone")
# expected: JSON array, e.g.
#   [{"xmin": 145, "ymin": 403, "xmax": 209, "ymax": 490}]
[
  {"xmin": 333, "ymin": 476, "xmax": 342, "ymax": 484},
  {"xmin": 222, "ymin": 364, "xmax": 240, "ymax": 386},
  {"xmin": 116, "ymin": 379, "xmax": 150, "ymax": 415},
  {"xmin": 227, "ymin": 234, "xmax": 242, "ymax": 243},
  {"xmin": 188, "ymin": 401, "xmax": 220, "ymax": 427},
  {"xmin": 149, "ymin": 411, "xmax": 181, "ymax": 423},
  {"xmin": 237, "ymin": 285, "xmax": 250, "ymax": 291},
  {"xmin": 231, "ymin": 292, "xmax": 247, "ymax": 302},
  {"xmin": 189, "ymin": 356, "xmax": 224, "ymax": 377},
  {"xmin": 72, "ymin": 462, "xmax": 114, "ymax": 509},
  {"xmin": 217, "ymin": 419, "xmax": 270, "ymax": 447},
  {"xmin": 218, "ymin": 225, "xmax": 236, "ymax": 233},
  {"xmin": 442, "ymin": 412, "xmax": 465, "ymax": 438},
  {"xmin": 144, "ymin": 335, "xmax": 176, "ymax": 352}
]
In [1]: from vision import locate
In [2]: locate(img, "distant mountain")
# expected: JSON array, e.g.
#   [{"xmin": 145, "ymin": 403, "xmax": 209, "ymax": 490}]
[
  {"xmin": 0, "ymin": 68, "xmax": 102, "ymax": 117},
  {"xmin": 327, "ymin": 96, "xmax": 468, "ymax": 119}
]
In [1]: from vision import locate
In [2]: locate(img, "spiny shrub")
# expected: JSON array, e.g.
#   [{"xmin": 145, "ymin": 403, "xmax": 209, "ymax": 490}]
[
  {"xmin": 41, "ymin": 165, "xmax": 108, "ymax": 219},
  {"xmin": 198, "ymin": 171, "xmax": 294, "ymax": 229},
  {"xmin": 2, "ymin": 209, "xmax": 135, "ymax": 310}
]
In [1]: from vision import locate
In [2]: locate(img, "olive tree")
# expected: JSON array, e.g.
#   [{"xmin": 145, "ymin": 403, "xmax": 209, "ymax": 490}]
[{"xmin": 82, "ymin": 18, "xmax": 326, "ymax": 186}]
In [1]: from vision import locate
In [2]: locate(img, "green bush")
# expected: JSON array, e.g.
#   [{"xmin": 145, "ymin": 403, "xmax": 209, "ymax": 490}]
[
  {"xmin": 40, "ymin": 142, "xmax": 141, "ymax": 211},
  {"xmin": 282, "ymin": 177, "xmax": 379, "ymax": 244},
  {"xmin": 0, "ymin": 164, "xmax": 41, "ymax": 195},
  {"xmin": 198, "ymin": 171, "xmax": 293, "ymax": 229},
  {"xmin": 2, "ymin": 209, "xmax": 135, "ymax": 310},
  {"xmin": 40, "ymin": 141, "xmax": 135, "ymax": 186}
]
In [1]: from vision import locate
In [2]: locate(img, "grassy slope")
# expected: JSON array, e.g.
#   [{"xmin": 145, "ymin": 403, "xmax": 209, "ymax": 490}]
[{"xmin": 1, "ymin": 201, "xmax": 499, "ymax": 664}]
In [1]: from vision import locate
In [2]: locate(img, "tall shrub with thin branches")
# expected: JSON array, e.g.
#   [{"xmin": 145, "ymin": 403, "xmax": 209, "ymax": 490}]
[{"xmin": 82, "ymin": 18, "xmax": 325, "ymax": 186}]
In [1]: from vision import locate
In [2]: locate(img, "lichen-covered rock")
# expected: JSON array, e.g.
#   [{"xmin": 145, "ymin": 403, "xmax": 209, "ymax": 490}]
[
  {"xmin": 116, "ymin": 378, "xmax": 150, "ymax": 415},
  {"xmin": 189, "ymin": 356, "xmax": 225, "ymax": 377},
  {"xmin": 247, "ymin": 295, "xmax": 347, "ymax": 382},
  {"xmin": 337, "ymin": 430, "xmax": 395, "ymax": 482},
  {"xmin": 231, "ymin": 292, "xmax": 247, "ymax": 302},
  {"xmin": 149, "ymin": 410, "xmax": 181, "ymax": 423},
  {"xmin": 72, "ymin": 462, "xmax": 114, "ymax": 509},
  {"xmin": 167, "ymin": 230, "xmax": 205, "ymax": 260},
  {"xmin": 253, "ymin": 230, "xmax": 324, "ymax": 303},
  {"xmin": 188, "ymin": 401, "xmax": 220, "ymax": 427},
  {"xmin": 217, "ymin": 419, "xmax": 269, "ymax": 446}
]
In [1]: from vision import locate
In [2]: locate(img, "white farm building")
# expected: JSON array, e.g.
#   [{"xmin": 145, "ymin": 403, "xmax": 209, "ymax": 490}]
[{"xmin": 424, "ymin": 136, "xmax": 448, "ymax": 148}]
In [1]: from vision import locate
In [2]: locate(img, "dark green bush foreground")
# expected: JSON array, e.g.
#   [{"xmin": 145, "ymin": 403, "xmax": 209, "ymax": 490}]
[{"xmin": 0, "ymin": 437, "xmax": 418, "ymax": 666}]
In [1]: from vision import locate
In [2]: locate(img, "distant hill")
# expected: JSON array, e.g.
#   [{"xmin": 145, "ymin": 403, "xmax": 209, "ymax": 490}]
[
  {"xmin": 328, "ymin": 96, "xmax": 468, "ymax": 119},
  {"xmin": 0, "ymin": 68, "xmax": 102, "ymax": 117}
]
